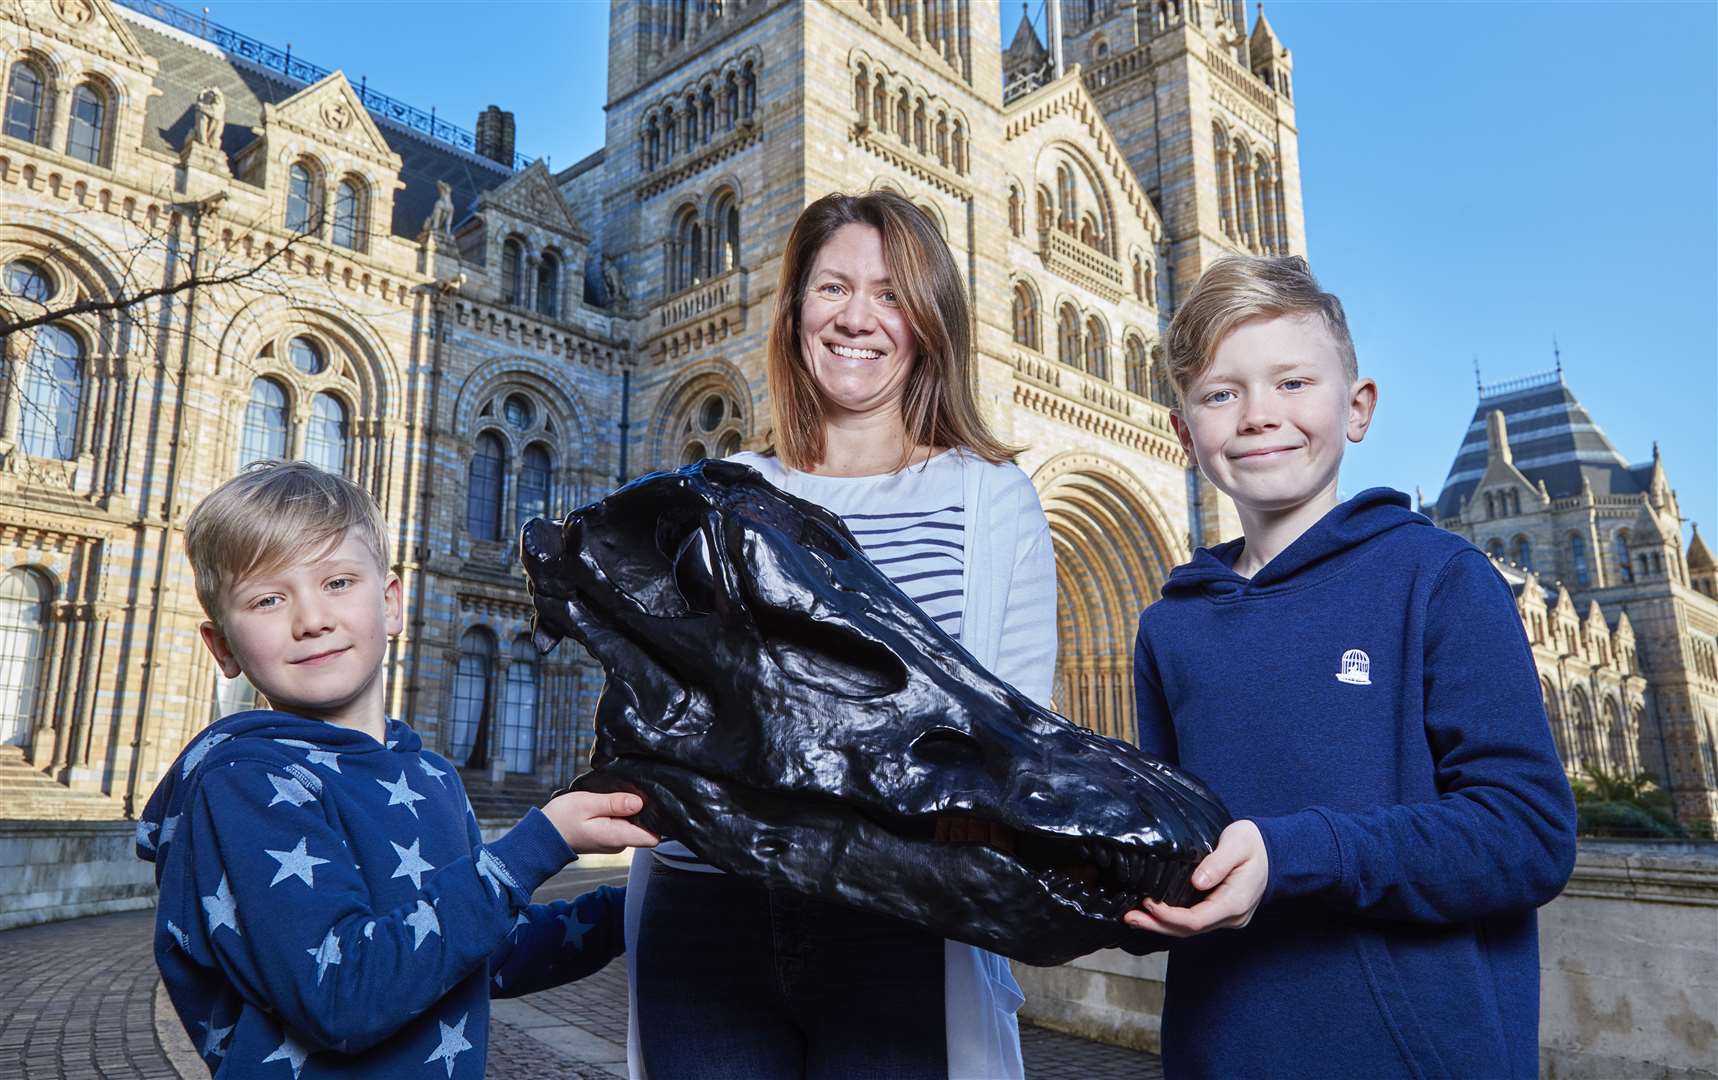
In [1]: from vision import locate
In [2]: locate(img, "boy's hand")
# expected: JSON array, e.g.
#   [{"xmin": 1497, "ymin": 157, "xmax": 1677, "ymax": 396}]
[
  {"xmin": 541, "ymin": 791, "xmax": 660, "ymax": 855},
  {"xmin": 1122, "ymin": 819, "xmax": 1268, "ymax": 937}
]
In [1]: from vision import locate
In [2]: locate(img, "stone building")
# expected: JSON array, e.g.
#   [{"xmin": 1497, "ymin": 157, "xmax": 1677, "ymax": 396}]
[
  {"xmin": 0, "ymin": 0, "xmax": 1305, "ymax": 817},
  {"xmin": 11, "ymin": 0, "xmax": 1709, "ymax": 833},
  {"xmin": 1430, "ymin": 371, "xmax": 1718, "ymax": 829}
]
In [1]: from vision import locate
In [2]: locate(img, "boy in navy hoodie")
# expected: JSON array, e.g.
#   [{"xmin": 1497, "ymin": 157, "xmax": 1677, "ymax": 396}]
[
  {"xmin": 137, "ymin": 461, "xmax": 658, "ymax": 1078},
  {"xmin": 1125, "ymin": 256, "xmax": 1577, "ymax": 1079}
]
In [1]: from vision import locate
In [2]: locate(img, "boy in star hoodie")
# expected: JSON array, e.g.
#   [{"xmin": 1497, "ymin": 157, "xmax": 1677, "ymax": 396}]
[
  {"xmin": 137, "ymin": 461, "xmax": 658, "ymax": 1078},
  {"xmin": 1125, "ymin": 256, "xmax": 1576, "ymax": 1079}
]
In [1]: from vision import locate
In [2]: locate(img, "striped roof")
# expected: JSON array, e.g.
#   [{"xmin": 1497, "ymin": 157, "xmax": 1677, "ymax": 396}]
[{"xmin": 1434, "ymin": 371, "xmax": 1648, "ymax": 520}]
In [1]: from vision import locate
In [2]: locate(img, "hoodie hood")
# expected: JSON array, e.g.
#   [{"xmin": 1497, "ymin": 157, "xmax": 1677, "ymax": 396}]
[
  {"xmin": 1164, "ymin": 488, "xmax": 1427, "ymax": 598},
  {"xmin": 136, "ymin": 710, "xmax": 419, "ymax": 867}
]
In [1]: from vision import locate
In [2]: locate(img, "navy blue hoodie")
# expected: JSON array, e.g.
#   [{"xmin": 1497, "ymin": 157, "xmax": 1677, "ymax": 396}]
[
  {"xmin": 137, "ymin": 710, "xmax": 624, "ymax": 1078},
  {"xmin": 1133, "ymin": 489, "xmax": 1576, "ymax": 1080}
]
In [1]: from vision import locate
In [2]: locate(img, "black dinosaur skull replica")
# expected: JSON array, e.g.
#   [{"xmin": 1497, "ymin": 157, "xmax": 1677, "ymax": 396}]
[{"xmin": 520, "ymin": 460, "xmax": 1231, "ymax": 966}]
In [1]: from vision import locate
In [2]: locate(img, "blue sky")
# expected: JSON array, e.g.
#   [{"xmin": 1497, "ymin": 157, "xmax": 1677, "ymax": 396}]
[{"xmin": 198, "ymin": 0, "xmax": 1715, "ymax": 542}]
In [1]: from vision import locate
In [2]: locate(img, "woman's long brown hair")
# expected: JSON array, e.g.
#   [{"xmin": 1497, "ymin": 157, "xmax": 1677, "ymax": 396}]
[{"xmin": 765, "ymin": 190, "xmax": 1018, "ymax": 471}]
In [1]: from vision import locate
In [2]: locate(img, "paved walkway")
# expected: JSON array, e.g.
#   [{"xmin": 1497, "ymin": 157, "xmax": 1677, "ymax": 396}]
[{"xmin": 0, "ymin": 866, "xmax": 1162, "ymax": 1078}]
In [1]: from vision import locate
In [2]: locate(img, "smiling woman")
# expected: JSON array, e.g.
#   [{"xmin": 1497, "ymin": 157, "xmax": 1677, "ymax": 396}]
[{"xmin": 626, "ymin": 190, "xmax": 1060, "ymax": 1080}]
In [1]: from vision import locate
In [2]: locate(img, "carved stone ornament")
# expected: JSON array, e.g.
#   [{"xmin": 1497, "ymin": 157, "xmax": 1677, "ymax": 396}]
[
  {"xmin": 521, "ymin": 461, "xmax": 1231, "ymax": 967},
  {"xmin": 53, "ymin": 0, "xmax": 93, "ymax": 25},
  {"xmin": 192, "ymin": 87, "xmax": 225, "ymax": 148},
  {"xmin": 320, "ymin": 99, "xmax": 353, "ymax": 132}
]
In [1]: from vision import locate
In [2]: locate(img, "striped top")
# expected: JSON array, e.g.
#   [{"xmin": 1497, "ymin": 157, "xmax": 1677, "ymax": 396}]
[{"xmin": 653, "ymin": 448, "xmax": 967, "ymax": 872}]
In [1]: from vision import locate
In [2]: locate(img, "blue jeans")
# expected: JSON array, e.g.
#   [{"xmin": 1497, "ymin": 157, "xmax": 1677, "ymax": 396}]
[{"xmin": 635, "ymin": 860, "xmax": 947, "ymax": 1078}]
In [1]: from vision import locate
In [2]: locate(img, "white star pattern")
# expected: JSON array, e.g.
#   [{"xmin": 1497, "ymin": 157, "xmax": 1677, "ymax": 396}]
[
  {"xmin": 159, "ymin": 813, "xmax": 181, "ymax": 846},
  {"xmin": 375, "ymin": 771, "xmax": 426, "ymax": 818},
  {"xmin": 135, "ymin": 820, "xmax": 158, "ymax": 850},
  {"xmin": 265, "ymin": 837, "xmax": 330, "ymax": 888},
  {"xmin": 424, "ymin": 1013, "xmax": 473, "ymax": 1078},
  {"xmin": 418, "ymin": 758, "xmax": 448, "ymax": 785},
  {"xmin": 385, "ymin": 738, "xmax": 399, "ymax": 750},
  {"xmin": 508, "ymin": 911, "xmax": 529, "ymax": 940},
  {"xmin": 363, "ymin": 921, "xmax": 375, "ymax": 940},
  {"xmin": 390, "ymin": 838, "xmax": 434, "ymax": 889},
  {"xmin": 267, "ymin": 773, "xmax": 317, "ymax": 808},
  {"xmin": 261, "ymin": 1031, "xmax": 312, "ymax": 1078},
  {"xmin": 201, "ymin": 874, "xmax": 240, "ymax": 937},
  {"xmin": 558, "ymin": 910, "xmax": 594, "ymax": 949},
  {"xmin": 306, "ymin": 928, "xmax": 342, "ymax": 985},
  {"xmin": 474, "ymin": 849, "xmax": 517, "ymax": 899},
  {"xmin": 493, "ymin": 972, "xmax": 505, "ymax": 990},
  {"xmin": 180, "ymin": 732, "xmax": 232, "ymax": 776},
  {"xmin": 197, "ymin": 1016, "xmax": 235, "ymax": 1059},
  {"xmin": 274, "ymin": 739, "xmax": 342, "ymax": 772},
  {"xmin": 164, "ymin": 919, "xmax": 191, "ymax": 951},
  {"xmin": 405, "ymin": 899, "xmax": 441, "ymax": 950}
]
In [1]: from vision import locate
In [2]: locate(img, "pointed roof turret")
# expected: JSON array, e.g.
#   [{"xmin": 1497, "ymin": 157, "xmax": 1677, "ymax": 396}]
[
  {"xmin": 1688, "ymin": 524, "xmax": 1715, "ymax": 572},
  {"xmin": 1434, "ymin": 370, "xmax": 1641, "ymax": 520},
  {"xmin": 1249, "ymin": 5, "xmax": 1283, "ymax": 55},
  {"xmin": 1007, "ymin": 10, "xmax": 1047, "ymax": 63}
]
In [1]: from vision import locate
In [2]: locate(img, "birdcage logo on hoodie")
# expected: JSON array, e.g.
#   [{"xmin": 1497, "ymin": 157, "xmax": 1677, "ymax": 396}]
[{"xmin": 1336, "ymin": 649, "xmax": 1372, "ymax": 686}]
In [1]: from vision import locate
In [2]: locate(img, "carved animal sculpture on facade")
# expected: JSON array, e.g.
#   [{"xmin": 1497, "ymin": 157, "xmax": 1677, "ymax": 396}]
[{"xmin": 520, "ymin": 460, "xmax": 1231, "ymax": 966}]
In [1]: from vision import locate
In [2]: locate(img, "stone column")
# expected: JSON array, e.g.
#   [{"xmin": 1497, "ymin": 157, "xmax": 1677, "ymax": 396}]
[
  {"xmin": 489, "ymin": 656, "xmax": 511, "ymax": 783},
  {"xmin": 30, "ymin": 601, "xmax": 71, "ymax": 768}
]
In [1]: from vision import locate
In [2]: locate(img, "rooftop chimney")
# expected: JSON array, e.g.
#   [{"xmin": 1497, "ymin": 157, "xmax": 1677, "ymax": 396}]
[{"xmin": 475, "ymin": 106, "xmax": 516, "ymax": 167}]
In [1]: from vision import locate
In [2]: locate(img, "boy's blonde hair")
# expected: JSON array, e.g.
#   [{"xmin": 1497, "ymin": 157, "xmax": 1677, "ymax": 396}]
[
  {"xmin": 185, "ymin": 461, "xmax": 390, "ymax": 622},
  {"xmin": 1165, "ymin": 255, "xmax": 1358, "ymax": 402}
]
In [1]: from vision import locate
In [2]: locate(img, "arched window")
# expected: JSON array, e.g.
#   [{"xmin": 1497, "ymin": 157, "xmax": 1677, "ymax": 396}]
[
  {"xmin": 1011, "ymin": 282, "xmax": 1039, "ymax": 349},
  {"xmin": 854, "ymin": 67, "xmax": 869, "ymax": 119},
  {"xmin": 240, "ymin": 377, "xmax": 289, "ymax": 467},
  {"xmin": 501, "ymin": 238, "xmax": 525, "ymax": 306},
  {"xmin": 449, "ymin": 627, "xmax": 495, "ymax": 766},
  {"xmin": 1056, "ymin": 304, "xmax": 1080, "ymax": 368},
  {"xmin": 663, "ymin": 106, "xmax": 677, "ymax": 158},
  {"xmin": 331, "ymin": 178, "xmax": 364, "ymax": 250},
  {"xmin": 676, "ymin": 388, "xmax": 745, "ymax": 466},
  {"xmin": 700, "ymin": 87, "xmax": 716, "ymax": 145},
  {"xmin": 305, "ymin": 393, "xmax": 348, "ymax": 476},
  {"xmin": 0, "ymin": 567, "xmax": 48, "ymax": 746},
  {"xmin": 1571, "ymin": 688, "xmax": 1597, "ymax": 769},
  {"xmin": 645, "ymin": 117, "xmax": 660, "ymax": 169},
  {"xmin": 1614, "ymin": 529, "xmax": 1633, "ymax": 584},
  {"xmin": 17, "ymin": 325, "xmax": 81, "ymax": 460},
  {"xmin": 466, "ymin": 432, "xmax": 505, "ymax": 541},
  {"xmin": 951, "ymin": 121, "xmax": 966, "ymax": 174},
  {"xmin": 4, "ymin": 259, "xmax": 51, "ymax": 304},
  {"xmin": 1084, "ymin": 316, "xmax": 1108, "ymax": 379},
  {"xmin": 1125, "ymin": 336, "xmax": 1148, "ymax": 396},
  {"xmin": 1513, "ymin": 535, "xmax": 1532, "ymax": 571},
  {"xmin": 871, "ymin": 79, "xmax": 888, "ymax": 133},
  {"xmin": 1603, "ymin": 698, "xmax": 1627, "ymax": 773},
  {"xmin": 65, "ymin": 83, "xmax": 107, "ymax": 164},
  {"xmin": 536, "ymin": 252, "xmax": 561, "ymax": 318},
  {"xmin": 1213, "ymin": 125, "xmax": 1234, "ymax": 238},
  {"xmin": 711, "ymin": 192, "xmax": 740, "ymax": 275},
  {"xmin": 1486, "ymin": 538, "xmax": 1505, "ymax": 561},
  {"xmin": 935, "ymin": 111, "xmax": 949, "ymax": 166},
  {"xmin": 1540, "ymin": 679, "xmax": 1567, "ymax": 763},
  {"xmin": 1035, "ymin": 186, "xmax": 1053, "ymax": 233},
  {"xmin": 501, "ymin": 637, "xmax": 539, "ymax": 774},
  {"xmin": 728, "ymin": 73, "xmax": 743, "ymax": 130},
  {"xmin": 286, "ymin": 161, "xmax": 321, "ymax": 234},
  {"xmin": 289, "ymin": 336, "xmax": 324, "ymax": 375},
  {"xmin": 741, "ymin": 62, "xmax": 756, "ymax": 118},
  {"xmin": 1148, "ymin": 345, "xmax": 1175, "ymax": 406},
  {"xmin": 673, "ymin": 207, "xmax": 702, "ymax": 291},
  {"xmin": 1056, "ymin": 164, "xmax": 1076, "ymax": 231},
  {"xmin": 515, "ymin": 443, "xmax": 553, "ymax": 533},
  {"xmin": 3, "ymin": 60, "xmax": 45, "ymax": 144},
  {"xmin": 1008, "ymin": 186, "xmax": 1023, "ymax": 237}
]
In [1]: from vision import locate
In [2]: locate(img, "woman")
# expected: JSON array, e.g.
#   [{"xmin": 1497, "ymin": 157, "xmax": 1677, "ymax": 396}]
[{"xmin": 626, "ymin": 190, "xmax": 1058, "ymax": 1079}]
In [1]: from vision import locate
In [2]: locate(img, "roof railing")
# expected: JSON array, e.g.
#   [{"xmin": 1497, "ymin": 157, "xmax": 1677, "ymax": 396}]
[
  {"xmin": 113, "ymin": 0, "xmax": 534, "ymax": 171},
  {"xmin": 1478, "ymin": 369, "xmax": 1563, "ymax": 400}
]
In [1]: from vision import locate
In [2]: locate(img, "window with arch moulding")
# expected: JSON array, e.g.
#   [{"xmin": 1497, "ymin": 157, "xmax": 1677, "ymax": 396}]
[
  {"xmin": 65, "ymin": 83, "xmax": 108, "ymax": 165},
  {"xmin": 3, "ymin": 60, "xmax": 45, "ymax": 144},
  {"xmin": 676, "ymin": 387, "xmax": 745, "ymax": 466}
]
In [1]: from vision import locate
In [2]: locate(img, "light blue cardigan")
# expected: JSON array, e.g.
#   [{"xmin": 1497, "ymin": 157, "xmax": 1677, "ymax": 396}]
[{"xmin": 624, "ymin": 449, "xmax": 1059, "ymax": 1078}]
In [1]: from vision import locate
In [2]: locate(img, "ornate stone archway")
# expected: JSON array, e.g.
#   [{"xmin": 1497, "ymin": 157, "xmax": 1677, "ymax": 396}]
[{"xmin": 1034, "ymin": 454, "xmax": 1185, "ymax": 742}]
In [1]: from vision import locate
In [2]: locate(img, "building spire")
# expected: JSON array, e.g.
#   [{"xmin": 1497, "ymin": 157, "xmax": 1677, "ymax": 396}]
[
  {"xmin": 1553, "ymin": 334, "xmax": 1562, "ymax": 377},
  {"xmin": 1473, "ymin": 354, "xmax": 1482, "ymax": 394}
]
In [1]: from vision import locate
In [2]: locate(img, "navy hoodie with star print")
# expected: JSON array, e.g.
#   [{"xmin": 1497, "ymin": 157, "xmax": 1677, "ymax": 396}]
[
  {"xmin": 137, "ymin": 710, "xmax": 624, "ymax": 1078},
  {"xmin": 1133, "ymin": 488, "xmax": 1576, "ymax": 1080}
]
